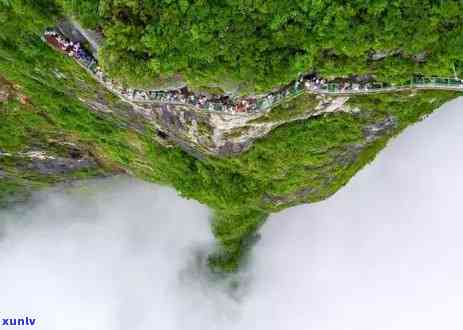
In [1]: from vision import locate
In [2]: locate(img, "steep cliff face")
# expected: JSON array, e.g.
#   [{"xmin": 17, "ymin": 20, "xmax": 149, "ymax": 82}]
[
  {"xmin": 54, "ymin": 20, "xmax": 355, "ymax": 156},
  {"xmin": 47, "ymin": 18, "xmax": 449, "ymax": 163},
  {"xmin": 106, "ymin": 94, "xmax": 351, "ymax": 156}
]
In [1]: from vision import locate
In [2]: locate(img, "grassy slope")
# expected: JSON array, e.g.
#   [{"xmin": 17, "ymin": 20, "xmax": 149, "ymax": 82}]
[
  {"xmin": 0, "ymin": 1, "xmax": 160, "ymax": 204},
  {"xmin": 1, "ymin": 1, "xmax": 461, "ymax": 271}
]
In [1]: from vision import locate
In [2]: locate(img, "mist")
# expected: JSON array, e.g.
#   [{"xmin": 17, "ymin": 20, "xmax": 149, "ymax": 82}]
[{"xmin": 1, "ymin": 97, "xmax": 463, "ymax": 330}]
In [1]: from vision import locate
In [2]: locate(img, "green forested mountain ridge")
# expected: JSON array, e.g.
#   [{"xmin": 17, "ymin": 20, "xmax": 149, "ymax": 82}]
[
  {"xmin": 1, "ymin": 0, "xmax": 462, "ymax": 272},
  {"xmin": 57, "ymin": 0, "xmax": 463, "ymax": 92}
]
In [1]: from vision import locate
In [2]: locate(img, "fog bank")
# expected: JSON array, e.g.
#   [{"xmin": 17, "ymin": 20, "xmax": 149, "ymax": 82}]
[
  {"xmin": 0, "ymin": 180, "xmax": 234, "ymax": 330},
  {"xmin": 251, "ymin": 96, "xmax": 463, "ymax": 330},
  {"xmin": 1, "ymin": 97, "xmax": 463, "ymax": 329}
]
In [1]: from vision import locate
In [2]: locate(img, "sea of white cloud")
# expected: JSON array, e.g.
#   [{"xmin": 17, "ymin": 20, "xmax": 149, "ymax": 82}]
[{"xmin": 0, "ymin": 97, "xmax": 462, "ymax": 330}]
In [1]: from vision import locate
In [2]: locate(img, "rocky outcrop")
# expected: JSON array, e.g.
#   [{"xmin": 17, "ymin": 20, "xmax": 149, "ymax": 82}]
[
  {"xmin": 363, "ymin": 116, "xmax": 397, "ymax": 143},
  {"xmin": 96, "ymin": 93, "xmax": 353, "ymax": 157},
  {"xmin": 1, "ymin": 147, "xmax": 97, "ymax": 177},
  {"xmin": 69, "ymin": 72, "xmax": 356, "ymax": 157},
  {"xmin": 20, "ymin": 151, "xmax": 95, "ymax": 175},
  {"xmin": 369, "ymin": 49, "xmax": 429, "ymax": 64}
]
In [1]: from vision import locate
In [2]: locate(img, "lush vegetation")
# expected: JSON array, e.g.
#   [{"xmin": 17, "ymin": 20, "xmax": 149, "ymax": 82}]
[
  {"xmin": 1, "ymin": 0, "xmax": 462, "ymax": 271},
  {"xmin": 0, "ymin": 0, "xmax": 156, "ymax": 203},
  {"xmin": 57, "ymin": 0, "xmax": 463, "ymax": 92}
]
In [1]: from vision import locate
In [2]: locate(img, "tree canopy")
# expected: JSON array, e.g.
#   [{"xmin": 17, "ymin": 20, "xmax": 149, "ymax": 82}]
[{"xmin": 57, "ymin": 0, "xmax": 463, "ymax": 92}]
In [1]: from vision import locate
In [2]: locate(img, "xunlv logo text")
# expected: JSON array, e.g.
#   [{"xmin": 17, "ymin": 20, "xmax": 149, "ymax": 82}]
[{"xmin": 2, "ymin": 318, "xmax": 36, "ymax": 326}]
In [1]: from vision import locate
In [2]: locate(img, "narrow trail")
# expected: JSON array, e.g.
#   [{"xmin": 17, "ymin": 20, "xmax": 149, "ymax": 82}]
[{"xmin": 43, "ymin": 30, "xmax": 463, "ymax": 117}]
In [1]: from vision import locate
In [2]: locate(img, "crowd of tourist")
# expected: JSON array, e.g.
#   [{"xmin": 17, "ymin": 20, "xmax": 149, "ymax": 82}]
[
  {"xmin": 44, "ymin": 30, "xmax": 96, "ymax": 70},
  {"xmin": 43, "ymin": 29, "xmax": 463, "ymax": 114}
]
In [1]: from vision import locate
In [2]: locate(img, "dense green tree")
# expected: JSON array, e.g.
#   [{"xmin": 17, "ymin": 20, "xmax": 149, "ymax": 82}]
[{"xmin": 57, "ymin": 0, "xmax": 463, "ymax": 92}]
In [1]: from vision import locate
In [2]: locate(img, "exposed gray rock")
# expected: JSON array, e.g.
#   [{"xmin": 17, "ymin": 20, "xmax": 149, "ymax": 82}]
[
  {"xmin": 24, "ymin": 156, "xmax": 95, "ymax": 175},
  {"xmin": 332, "ymin": 143, "xmax": 365, "ymax": 168},
  {"xmin": 368, "ymin": 49, "xmax": 401, "ymax": 61},
  {"xmin": 263, "ymin": 186, "xmax": 316, "ymax": 206},
  {"xmin": 218, "ymin": 141, "xmax": 249, "ymax": 155},
  {"xmin": 78, "ymin": 92, "xmax": 353, "ymax": 157},
  {"xmin": 412, "ymin": 52, "xmax": 428, "ymax": 63},
  {"xmin": 363, "ymin": 116, "xmax": 397, "ymax": 142},
  {"xmin": 370, "ymin": 51, "xmax": 389, "ymax": 61},
  {"xmin": 6, "ymin": 148, "xmax": 98, "ymax": 176}
]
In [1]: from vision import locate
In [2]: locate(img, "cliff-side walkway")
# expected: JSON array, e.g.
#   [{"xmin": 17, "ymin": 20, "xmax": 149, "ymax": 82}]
[{"xmin": 43, "ymin": 30, "xmax": 463, "ymax": 116}]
